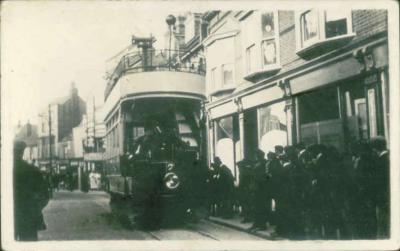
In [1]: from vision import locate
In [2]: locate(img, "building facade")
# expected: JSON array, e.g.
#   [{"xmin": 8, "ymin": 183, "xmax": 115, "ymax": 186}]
[
  {"xmin": 38, "ymin": 83, "xmax": 87, "ymax": 171},
  {"xmin": 14, "ymin": 121, "xmax": 39, "ymax": 166},
  {"xmin": 203, "ymin": 10, "xmax": 389, "ymax": 181}
]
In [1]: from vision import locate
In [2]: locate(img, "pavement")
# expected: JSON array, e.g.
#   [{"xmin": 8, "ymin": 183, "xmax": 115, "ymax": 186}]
[
  {"xmin": 38, "ymin": 190, "xmax": 267, "ymax": 241},
  {"xmin": 207, "ymin": 215, "xmax": 279, "ymax": 240}
]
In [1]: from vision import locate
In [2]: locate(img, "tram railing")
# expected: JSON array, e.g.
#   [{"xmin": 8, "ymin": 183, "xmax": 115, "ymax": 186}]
[{"xmin": 105, "ymin": 49, "xmax": 206, "ymax": 100}]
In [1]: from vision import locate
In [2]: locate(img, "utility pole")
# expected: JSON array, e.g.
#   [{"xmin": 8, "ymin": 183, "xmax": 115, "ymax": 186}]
[
  {"xmin": 48, "ymin": 104, "xmax": 53, "ymax": 197},
  {"xmin": 93, "ymin": 96, "xmax": 96, "ymax": 152}
]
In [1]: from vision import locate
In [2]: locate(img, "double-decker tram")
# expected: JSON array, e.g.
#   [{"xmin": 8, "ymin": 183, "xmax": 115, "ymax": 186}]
[{"xmin": 103, "ymin": 37, "xmax": 207, "ymax": 228}]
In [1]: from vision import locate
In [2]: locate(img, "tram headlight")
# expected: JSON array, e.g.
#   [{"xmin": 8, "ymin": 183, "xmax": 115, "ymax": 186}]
[{"xmin": 163, "ymin": 172, "xmax": 180, "ymax": 190}]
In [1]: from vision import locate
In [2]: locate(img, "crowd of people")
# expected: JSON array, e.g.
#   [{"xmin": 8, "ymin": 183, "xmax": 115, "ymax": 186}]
[{"xmin": 206, "ymin": 136, "xmax": 390, "ymax": 240}]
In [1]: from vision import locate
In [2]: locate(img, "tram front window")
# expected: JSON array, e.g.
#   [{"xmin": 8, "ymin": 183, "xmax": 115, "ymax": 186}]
[{"xmin": 124, "ymin": 98, "xmax": 201, "ymax": 161}]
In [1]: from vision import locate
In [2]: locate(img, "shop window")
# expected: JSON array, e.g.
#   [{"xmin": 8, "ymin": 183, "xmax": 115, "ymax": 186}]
[
  {"xmin": 367, "ymin": 88, "xmax": 378, "ymax": 137},
  {"xmin": 214, "ymin": 115, "xmax": 239, "ymax": 178},
  {"xmin": 296, "ymin": 9, "xmax": 354, "ymax": 55},
  {"xmin": 222, "ymin": 63, "xmax": 233, "ymax": 86},
  {"xmin": 342, "ymin": 80, "xmax": 368, "ymax": 140},
  {"xmin": 298, "ymin": 86, "xmax": 344, "ymax": 149},
  {"xmin": 258, "ymin": 101, "xmax": 288, "ymax": 154},
  {"xmin": 298, "ymin": 87, "xmax": 339, "ymax": 125}
]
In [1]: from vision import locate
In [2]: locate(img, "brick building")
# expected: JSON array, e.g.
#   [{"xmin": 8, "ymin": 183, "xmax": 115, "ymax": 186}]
[{"xmin": 202, "ymin": 10, "xmax": 389, "ymax": 180}]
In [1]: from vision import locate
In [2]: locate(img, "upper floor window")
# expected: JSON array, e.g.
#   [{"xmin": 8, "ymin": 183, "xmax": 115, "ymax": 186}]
[
  {"xmin": 211, "ymin": 67, "xmax": 217, "ymax": 90},
  {"xmin": 205, "ymin": 33, "xmax": 236, "ymax": 95},
  {"xmin": 246, "ymin": 44, "xmax": 256, "ymax": 74},
  {"xmin": 222, "ymin": 63, "xmax": 233, "ymax": 86},
  {"xmin": 296, "ymin": 9, "xmax": 354, "ymax": 55},
  {"xmin": 241, "ymin": 11, "xmax": 280, "ymax": 81}
]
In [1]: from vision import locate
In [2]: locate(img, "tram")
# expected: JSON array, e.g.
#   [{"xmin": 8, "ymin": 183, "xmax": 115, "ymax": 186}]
[{"xmin": 103, "ymin": 36, "xmax": 207, "ymax": 227}]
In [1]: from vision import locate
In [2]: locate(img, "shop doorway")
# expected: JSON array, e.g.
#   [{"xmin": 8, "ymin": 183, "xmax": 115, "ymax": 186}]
[{"xmin": 243, "ymin": 109, "xmax": 258, "ymax": 160}]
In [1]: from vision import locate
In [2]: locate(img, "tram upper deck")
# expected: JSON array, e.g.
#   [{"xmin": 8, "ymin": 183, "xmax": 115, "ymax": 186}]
[{"xmin": 103, "ymin": 49, "xmax": 206, "ymax": 121}]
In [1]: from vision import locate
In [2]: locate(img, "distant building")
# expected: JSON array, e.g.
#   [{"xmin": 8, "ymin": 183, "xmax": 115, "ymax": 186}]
[
  {"xmin": 37, "ymin": 83, "xmax": 86, "ymax": 171},
  {"xmin": 14, "ymin": 121, "xmax": 39, "ymax": 165},
  {"xmin": 82, "ymin": 100, "xmax": 106, "ymax": 172}
]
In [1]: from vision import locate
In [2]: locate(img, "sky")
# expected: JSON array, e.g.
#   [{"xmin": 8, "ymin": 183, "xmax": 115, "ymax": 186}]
[{"xmin": 2, "ymin": 1, "xmax": 187, "ymax": 126}]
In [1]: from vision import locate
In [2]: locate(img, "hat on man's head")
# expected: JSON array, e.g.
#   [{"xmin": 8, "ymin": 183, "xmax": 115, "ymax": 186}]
[
  {"xmin": 214, "ymin": 157, "xmax": 222, "ymax": 165},
  {"xmin": 13, "ymin": 140, "xmax": 26, "ymax": 158},
  {"xmin": 370, "ymin": 136, "xmax": 387, "ymax": 151},
  {"xmin": 274, "ymin": 145, "xmax": 284, "ymax": 154}
]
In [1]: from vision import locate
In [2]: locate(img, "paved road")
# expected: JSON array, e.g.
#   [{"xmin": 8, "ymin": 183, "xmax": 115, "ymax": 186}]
[{"xmin": 39, "ymin": 190, "xmax": 264, "ymax": 241}]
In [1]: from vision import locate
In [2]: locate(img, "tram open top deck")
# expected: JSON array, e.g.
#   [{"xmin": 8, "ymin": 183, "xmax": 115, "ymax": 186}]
[{"xmin": 103, "ymin": 48, "xmax": 206, "ymax": 123}]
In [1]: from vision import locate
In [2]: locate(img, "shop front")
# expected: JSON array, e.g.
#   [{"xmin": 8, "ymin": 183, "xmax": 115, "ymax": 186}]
[
  {"xmin": 290, "ymin": 40, "xmax": 389, "ymax": 152},
  {"xmin": 207, "ymin": 83, "xmax": 289, "ymax": 183}
]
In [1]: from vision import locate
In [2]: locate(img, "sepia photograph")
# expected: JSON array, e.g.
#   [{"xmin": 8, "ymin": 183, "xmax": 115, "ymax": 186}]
[{"xmin": 1, "ymin": 1, "xmax": 399, "ymax": 250}]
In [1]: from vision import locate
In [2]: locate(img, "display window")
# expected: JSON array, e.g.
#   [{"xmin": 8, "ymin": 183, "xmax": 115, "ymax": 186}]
[
  {"xmin": 257, "ymin": 101, "xmax": 288, "ymax": 154},
  {"xmin": 214, "ymin": 115, "xmax": 240, "ymax": 178}
]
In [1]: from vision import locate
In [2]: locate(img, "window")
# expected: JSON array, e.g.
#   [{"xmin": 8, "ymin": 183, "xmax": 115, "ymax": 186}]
[
  {"xmin": 214, "ymin": 115, "xmax": 240, "ymax": 179},
  {"xmin": 325, "ymin": 10, "xmax": 348, "ymax": 38},
  {"xmin": 133, "ymin": 127, "xmax": 145, "ymax": 140},
  {"xmin": 261, "ymin": 12, "xmax": 275, "ymax": 38},
  {"xmin": 246, "ymin": 45, "xmax": 256, "ymax": 74},
  {"xmin": 206, "ymin": 36, "xmax": 235, "ymax": 94},
  {"xmin": 222, "ymin": 64, "xmax": 233, "ymax": 86},
  {"xmin": 211, "ymin": 67, "xmax": 217, "ymax": 90},
  {"xmin": 261, "ymin": 40, "xmax": 277, "ymax": 66},
  {"xmin": 300, "ymin": 10, "xmax": 319, "ymax": 46},
  {"xmin": 258, "ymin": 101, "xmax": 288, "ymax": 154},
  {"xmin": 297, "ymin": 9, "xmax": 354, "ymax": 53},
  {"xmin": 241, "ymin": 11, "xmax": 280, "ymax": 79},
  {"xmin": 299, "ymin": 87, "xmax": 339, "ymax": 124}
]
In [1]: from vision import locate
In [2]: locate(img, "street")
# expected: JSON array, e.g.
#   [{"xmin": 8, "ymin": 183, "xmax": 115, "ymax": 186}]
[{"xmin": 38, "ymin": 190, "xmax": 264, "ymax": 241}]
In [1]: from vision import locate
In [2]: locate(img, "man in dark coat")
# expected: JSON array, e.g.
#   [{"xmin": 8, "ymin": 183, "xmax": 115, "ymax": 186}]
[
  {"xmin": 206, "ymin": 162, "xmax": 220, "ymax": 216},
  {"xmin": 250, "ymin": 149, "xmax": 268, "ymax": 230},
  {"xmin": 14, "ymin": 141, "xmax": 49, "ymax": 241},
  {"xmin": 266, "ymin": 151, "xmax": 281, "ymax": 228},
  {"xmin": 350, "ymin": 141, "xmax": 378, "ymax": 239},
  {"xmin": 214, "ymin": 157, "xmax": 234, "ymax": 218},
  {"xmin": 237, "ymin": 157, "xmax": 254, "ymax": 223},
  {"xmin": 370, "ymin": 136, "xmax": 390, "ymax": 238}
]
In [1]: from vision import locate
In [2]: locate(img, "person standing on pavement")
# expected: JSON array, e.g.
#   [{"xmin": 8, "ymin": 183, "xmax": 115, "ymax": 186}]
[
  {"xmin": 206, "ymin": 161, "xmax": 220, "ymax": 216},
  {"xmin": 214, "ymin": 157, "xmax": 234, "ymax": 218},
  {"xmin": 14, "ymin": 141, "xmax": 50, "ymax": 241},
  {"xmin": 351, "ymin": 141, "xmax": 378, "ymax": 239},
  {"xmin": 250, "ymin": 149, "xmax": 268, "ymax": 231},
  {"xmin": 265, "ymin": 151, "xmax": 281, "ymax": 228},
  {"xmin": 370, "ymin": 136, "xmax": 390, "ymax": 238},
  {"xmin": 304, "ymin": 144, "xmax": 324, "ymax": 239},
  {"xmin": 237, "ymin": 157, "xmax": 254, "ymax": 223}
]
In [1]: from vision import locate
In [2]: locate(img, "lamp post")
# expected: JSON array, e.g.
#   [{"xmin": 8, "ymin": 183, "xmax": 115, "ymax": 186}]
[{"xmin": 166, "ymin": 14, "xmax": 176, "ymax": 70}]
